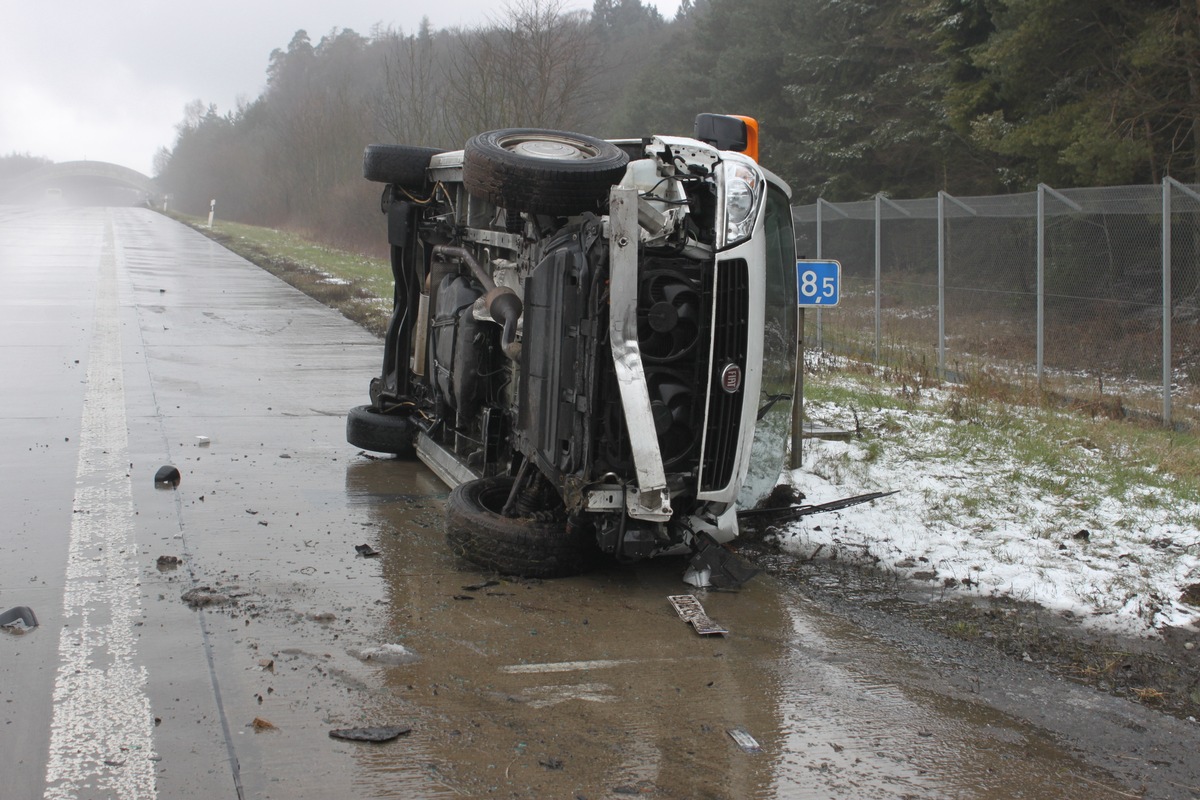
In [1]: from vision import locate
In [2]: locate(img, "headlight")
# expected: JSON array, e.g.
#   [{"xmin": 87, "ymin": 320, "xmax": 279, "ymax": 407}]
[{"xmin": 717, "ymin": 161, "xmax": 764, "ymax": 249}]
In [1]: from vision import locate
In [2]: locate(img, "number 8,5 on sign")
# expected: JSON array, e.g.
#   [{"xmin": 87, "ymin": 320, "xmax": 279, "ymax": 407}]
[{"xmin": 796, "ymin": 259, "xmax": 841, "ymax": 306}]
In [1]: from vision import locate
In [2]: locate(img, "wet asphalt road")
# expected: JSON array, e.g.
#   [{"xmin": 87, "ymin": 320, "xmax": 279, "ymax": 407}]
[{"xmin": 2, "ymin": 206, "xmax": 1198, "ymax": 799}]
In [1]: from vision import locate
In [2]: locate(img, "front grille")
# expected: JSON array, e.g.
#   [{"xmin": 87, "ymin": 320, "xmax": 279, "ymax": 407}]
[{"xmin": 699, "ymin": 259, "xmax": 749, "ymax": 492}]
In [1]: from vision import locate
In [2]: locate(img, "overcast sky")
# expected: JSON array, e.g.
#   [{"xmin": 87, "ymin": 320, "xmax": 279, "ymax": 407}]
[{"xmin": 0, "ymin": 0, "xmax": 682, "ymax": 176}]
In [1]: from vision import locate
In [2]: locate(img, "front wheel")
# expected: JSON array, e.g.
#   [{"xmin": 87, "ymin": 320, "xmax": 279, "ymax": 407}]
[{"xmin": 445, "ymin": 476, "xmax": 596, "ymax": 578}]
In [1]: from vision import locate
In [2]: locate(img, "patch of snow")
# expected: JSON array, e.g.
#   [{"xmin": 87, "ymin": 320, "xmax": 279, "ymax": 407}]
[{"xmin": 778, "ymin": 399, "xmax": 1200, "ymax": 636}]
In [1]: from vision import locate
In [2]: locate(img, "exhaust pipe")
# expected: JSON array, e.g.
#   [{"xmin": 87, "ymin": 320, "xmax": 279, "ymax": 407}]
[{"xmin": 432, "ymin": 245, "xmax": 523, "ymax": 361}]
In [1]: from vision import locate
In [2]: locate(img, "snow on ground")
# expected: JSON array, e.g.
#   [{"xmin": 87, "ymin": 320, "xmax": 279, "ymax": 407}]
[{"xmin": 778, "ymin": 386, "xmax": 1200, "ymax": 636}]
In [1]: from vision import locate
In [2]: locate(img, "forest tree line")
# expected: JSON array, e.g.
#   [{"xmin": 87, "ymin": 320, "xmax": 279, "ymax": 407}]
[{"xmin": 151, "ymin": 0, "xmax": 1200, "ymax": 250}]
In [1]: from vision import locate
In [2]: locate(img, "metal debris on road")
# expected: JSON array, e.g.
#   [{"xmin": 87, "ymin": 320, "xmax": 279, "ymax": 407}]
[
  {"xmin": 737, "ymin": 490, "xmax": 897, "ymax": 524},
  {"xmin": 0, "ymin": 606, "xmax": 38, "ymax": 632},
  {"xmin": 727, "ymin": 728, "xmax": 762, "ymax": 753},
  {"xmin": 328, "ymin": 725, "xmax": 411, "ymax": 743},
  {"xmin": 668, "ymin": 595, "xmax": 728, "ymax": 636}
]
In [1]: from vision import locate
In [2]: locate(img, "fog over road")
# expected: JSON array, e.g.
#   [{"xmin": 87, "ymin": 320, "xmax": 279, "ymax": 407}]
[{"xmin": 1, "ymin": 206, "xmax": 1197, "ymax": 798}]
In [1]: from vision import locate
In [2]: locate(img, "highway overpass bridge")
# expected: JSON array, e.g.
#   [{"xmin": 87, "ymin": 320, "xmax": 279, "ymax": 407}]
[{"xmin": 1, "ymin": 160, "xmax": 161, "ymax": 206}]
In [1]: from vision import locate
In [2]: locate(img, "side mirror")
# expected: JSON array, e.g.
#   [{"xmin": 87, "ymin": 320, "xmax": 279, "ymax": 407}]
[{"xmin": 694, "ymin": 114, "xmax": 759, "ymax": 161}]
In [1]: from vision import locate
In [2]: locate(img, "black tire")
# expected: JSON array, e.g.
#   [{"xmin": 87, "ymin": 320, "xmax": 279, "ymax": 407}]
[
  {"xmin": 346, "ymin": 405, "xmax": 416, "ymax": 456},
  {"xmin": 446, "ymin": 476, "xmax": 596, "ymax": 578},
  {"xmin": 362, "ymin": 144, "xmax": 444, "ymax": 186},
  {"xmin": 463, "ymin": 129, "xmax": 629, "ymax": 216}
]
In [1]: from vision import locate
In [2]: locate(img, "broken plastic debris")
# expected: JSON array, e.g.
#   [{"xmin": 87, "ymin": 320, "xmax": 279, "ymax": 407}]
[
  {"xmin": 195, "ymin": 435, "xmax": 210, "ymax": 447},
  {"xmin": 0, "ymin": 606, "xmax": 38, "ymax": 632},
  {"xmin": 154, "ymin": 465, "xmax": 180, "ymax": 488},
  {"xmin": 687, "ymin": 531, "xmax": 759, "ymax": 589},
  {"xmin": 348, "ymin": 644, "xmax": 420, "ymax": 665},
  {"xmin": 727, "ymin": 728, "xmax": 762, "ymax": 753},
  {"xmin": 682, "ymin": 566, "xmax": 711, "ymax": 589},
  {"xmin": 329, "ymin": 725, "xmax": 411, "ymax": 743},
  {"xmin": 668, "ymin": 595, "xmax": 727, "ymax": 636},
  {"xmin": 355, "ymin": 544, "xmax": 380, "ymax": 558}
]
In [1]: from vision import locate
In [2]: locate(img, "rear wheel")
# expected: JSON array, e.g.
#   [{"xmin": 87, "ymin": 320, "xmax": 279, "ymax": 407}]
[
  {"xmin": 462, "ymin": 129, "xmax": 628, "ymax": 216},
  {"xmin": 346, "ymin": 405, "xmax": 416, "ymax": 456},
  {"xmin": 445, "ymin": 476, "xmax": 596, "ymax": 578}
]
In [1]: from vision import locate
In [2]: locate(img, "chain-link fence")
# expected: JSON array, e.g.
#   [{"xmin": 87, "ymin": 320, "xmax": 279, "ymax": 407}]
[{"xmin": 793, "ymin": 180, "xmax": 1200, "ymax": 427}]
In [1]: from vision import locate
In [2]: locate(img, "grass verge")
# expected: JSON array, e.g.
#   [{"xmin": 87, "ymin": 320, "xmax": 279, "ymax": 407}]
[{"xmin": 169, "ymin": 212, "xmax": 394, "ymax": 337}]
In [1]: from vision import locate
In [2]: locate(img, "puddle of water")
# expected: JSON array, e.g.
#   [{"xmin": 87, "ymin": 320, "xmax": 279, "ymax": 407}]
[{"xmin": 312, "ymin": 462, "xmax": 1129, "ymax": 799}]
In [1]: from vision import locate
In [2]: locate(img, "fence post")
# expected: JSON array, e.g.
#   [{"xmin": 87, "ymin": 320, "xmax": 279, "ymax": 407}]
[
  {"xmin": 937, "ymin": 192, "xmax": 946, "ymax": 378},
  {"xmin": 816, "ymin": 199, "xmax": 823, "ymax": 350},
  {"xmin": 1035, "ymin": 184, "xmax": 1083, "ymax": 389},
  {"xmin": 873, "ymin": 195, "xmax": 915, "ymax": 365},
  {"xmin": 937, "ymin": 193, "xmax": 978, "ymax": 381},
  {"xmin": 791, "ymin": 307, "xmax": 805, "ymax": 470},
  {"xmin": 1036, "ymin": 184, "xmax": 1045, "ymax": 385},
  {"xmin": 874, "ymin": 193, "xmax": 882, "ymax": 363},
  {"xmin": 1161, "ymin": 178, "xmax": 1200, "ymax": 424},
  {"xmin": 1163, "ymin": 178, "xmax": 1172, "ymax": 426}
]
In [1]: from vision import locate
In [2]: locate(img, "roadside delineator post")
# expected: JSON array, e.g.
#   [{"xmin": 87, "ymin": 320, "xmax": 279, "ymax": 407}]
[{"xmin": 207, "ymin": 198, "xmax": 216, "ymax": 229}]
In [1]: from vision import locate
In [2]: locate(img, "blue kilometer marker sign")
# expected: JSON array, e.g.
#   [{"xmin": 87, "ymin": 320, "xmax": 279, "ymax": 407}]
[{"xmin": 796, "ymin": 259, "xmax": 841, "ymax": 306}]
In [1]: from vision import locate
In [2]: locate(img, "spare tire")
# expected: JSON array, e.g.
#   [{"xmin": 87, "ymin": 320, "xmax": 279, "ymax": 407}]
[
  {"xmin": 363, "ymin": 144, "xmax": 444, "ymax": 186},
  {"xmin": 463, "ymin": 129, "xmax": 628, "ymax": 216},
  {"xmin": 445, "ymin": 476, "xmax": 596, "ymax": 578}
]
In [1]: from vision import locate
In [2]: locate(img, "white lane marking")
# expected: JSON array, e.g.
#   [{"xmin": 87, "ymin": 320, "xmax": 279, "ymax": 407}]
[
  {"xmin": 520, "ymin": 682, "xmax": 618, "ymax": 708},
  {"xmin": 44, "ymin": 216, "xmax": 157, "ymax": 799},
  {"xmin": 500, "ymin": 659, "xmax": 637, "ymax": 674}
]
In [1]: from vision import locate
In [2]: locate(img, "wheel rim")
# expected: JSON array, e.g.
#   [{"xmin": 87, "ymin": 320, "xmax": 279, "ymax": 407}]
[
  {"xmin": 498, "ymin": 133, "xmax": 601, "ymax": 161},
  {"xmin": 475, "ymin": 482, "xmax": 513, "ymax": 515}
]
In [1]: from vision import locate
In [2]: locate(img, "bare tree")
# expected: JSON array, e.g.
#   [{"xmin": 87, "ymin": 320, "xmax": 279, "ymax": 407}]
[
  {"xmin": 373, "ymin": 20, "xmax": 447, "ymax": 146},
  {"xmin": 442, "ymin": 0, "xmax": 602, "ymax": 142}
]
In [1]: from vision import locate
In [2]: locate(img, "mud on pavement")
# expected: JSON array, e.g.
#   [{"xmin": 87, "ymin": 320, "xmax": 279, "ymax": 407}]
[{"xmin": 736, "ymin": 531, "xmax": 1200, "ymax": 726}]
